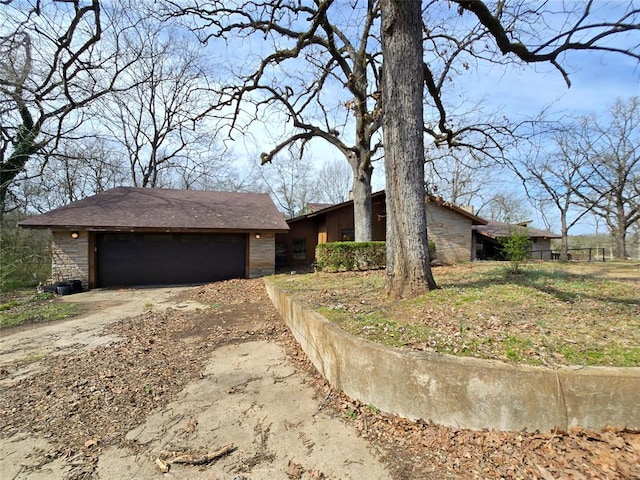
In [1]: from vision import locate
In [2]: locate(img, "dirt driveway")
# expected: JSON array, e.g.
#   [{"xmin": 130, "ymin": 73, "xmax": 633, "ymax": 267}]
[{"xmin": 0, "ymin": 281, "xmax": 390, "ymax": 480}]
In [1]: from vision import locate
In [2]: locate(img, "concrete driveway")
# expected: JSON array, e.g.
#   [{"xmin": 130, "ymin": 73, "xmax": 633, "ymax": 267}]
[
  {"xmin": 0, "ymin": 285, "xmax": 391, "ymax": 480},
  {"xmin": 0, "ymin": 286, "xmax": 201, "ymax": 385}
]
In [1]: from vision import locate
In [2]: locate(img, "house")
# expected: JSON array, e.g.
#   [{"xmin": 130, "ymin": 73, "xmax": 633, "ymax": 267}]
[
  {"xmin": 473, "ymin": 220, "xmax": 561, "ymax": 260},
  {"xmin": 276, "ymin": 191, "xmax": 488, "ymax": 267},
  {"xmin": 19, "ymin": 187, "xmax": 289, "ymax": 289}
]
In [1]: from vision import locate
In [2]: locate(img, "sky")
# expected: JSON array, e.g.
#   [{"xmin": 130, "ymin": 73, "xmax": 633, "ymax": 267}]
[
  {"xmin": 465, "ymin": 47, "xmax": 639, "ymax": 233},
  {"xmin": 212, "ymin": 1, "xmax": 640, "ymax": 235}
]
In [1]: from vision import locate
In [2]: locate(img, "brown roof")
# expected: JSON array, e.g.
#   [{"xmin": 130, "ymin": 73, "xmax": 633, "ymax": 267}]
[
  {"xmin": 288, "ymin": 191, "xmax": 488, "ymax": 226},
  {"xmin": 425, "ymin": 195, "xmax": 488, "ymax": 225},
  {"xmin": 473, "ymin": 220, "xmax": 560, "ymax": 239},
  {"xmin": 19, "ymin": 187, "xmax": 289, "ymax": 232},
  {"xmin": 305, "ymin": 202, "xmax": 334, "ymax": 213}
]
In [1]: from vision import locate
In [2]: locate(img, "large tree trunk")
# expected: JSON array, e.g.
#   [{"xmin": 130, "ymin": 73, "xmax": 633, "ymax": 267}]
[
  {"xmin": 351, "ymin": 159, "xmax": 374, "ymax": 242},
  {"xmin": 613, "ymin": 224, "xmax": 627, "ymax": 259},
  {"xmin": 380, "ymin": 0, "xmax": 437, "ymax": 298}
]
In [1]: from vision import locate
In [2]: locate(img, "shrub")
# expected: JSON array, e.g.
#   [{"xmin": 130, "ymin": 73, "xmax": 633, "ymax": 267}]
[
  {"xmin": 316, "ymin": 241, "xmax": 386, "ymax": 272},
  {"xmin": 499, "ymin": 226, "xmax": 531, "ymax": 273},
  {"xmin": 428, "ymin": 239, "xmax": 437, "ymax": 261}
]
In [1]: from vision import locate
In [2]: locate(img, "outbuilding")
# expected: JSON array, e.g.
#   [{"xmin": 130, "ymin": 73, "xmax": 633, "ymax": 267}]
[{"xmin": 19, "ymin": 187, "xmax": 289, "ymax": 289}]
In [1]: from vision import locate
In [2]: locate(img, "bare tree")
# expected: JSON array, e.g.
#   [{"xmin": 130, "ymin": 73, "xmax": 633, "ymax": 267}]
[
  {"xmin": 0, "ymin": 0, "xmax": 137, "ymax": 212},
  {"xmin": 315, "ymin": 158, "xmax": 352, "ymax": 205},
  {"xmin": 379, "ymin": 0, "xmax": 639, "ymax": 297},
  {"xmin": 424, "ymin": 150, "xmax": 498, "ymax": 209},
  {"xmin": 164, "ymin": 1, "xmax": 523, "ymax": 244},
  {"xmin": 381, "ymin": 0, "xmax": 437, "ymax": 297},
  {"xmin": 484, "ymin": 192, "xmax": 531, "ymax": 224},
  {"xmin": 253, "ymin": 147, "xmax": 320, "ymax": 219},
  {"xmin": 510, "ymin": 119, "xmax": 601, "ymax": 261},
  {"xmin": 14, "ymin": 137, "xmax": 128, "ymax": 213},
  {"xmin": 577, "ymin": 97, "xmax": 640, "ymax": 259},
  {"xmin": 96, "ymin": 21, "xmax": 222, "ymax": 188},
  {"xmin": 164, "ymin": 0, "xmax": 384, "ymax": 241}
]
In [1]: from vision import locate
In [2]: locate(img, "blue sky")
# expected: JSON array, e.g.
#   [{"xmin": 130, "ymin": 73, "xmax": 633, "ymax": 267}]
[
  {"xmin": 218, "ymin": 1, "xmax": 639, "ymax": 234},
  {"xmin": 471, "ymin": 50, "xmax": 639, "ymax": 120},
  {"xmin": 466, "ymin": 47, "xmax": 639, "ymax": 233}
]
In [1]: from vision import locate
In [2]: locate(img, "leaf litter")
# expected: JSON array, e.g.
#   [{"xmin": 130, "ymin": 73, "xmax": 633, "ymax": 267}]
[{"xmin": 0, "ymin": 277, "xmax": 638, "ymax": 479}]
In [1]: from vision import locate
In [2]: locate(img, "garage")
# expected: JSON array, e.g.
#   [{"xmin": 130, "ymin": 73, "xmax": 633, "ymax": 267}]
[
  {"xmin": 96, "ymin": 232, "xmax": 247, "ymax": 287},
  {"xmin": 19, "ymin": 187, "xmax": 289, "ymax": 289}
]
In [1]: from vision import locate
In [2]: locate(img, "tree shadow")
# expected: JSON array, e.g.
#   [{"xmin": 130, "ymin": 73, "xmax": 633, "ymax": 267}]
[{"xmin": 440, "ymin": 266, "xmax": 640, "ymax": 308}]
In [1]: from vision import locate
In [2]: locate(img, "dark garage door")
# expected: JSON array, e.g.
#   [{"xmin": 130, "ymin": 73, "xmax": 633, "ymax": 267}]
[{"xmin": 97, "ymin": 233, "xmax": 246, "ymax": 287}]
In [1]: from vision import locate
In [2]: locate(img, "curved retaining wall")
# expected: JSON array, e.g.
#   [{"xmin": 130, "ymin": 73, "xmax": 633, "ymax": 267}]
[{"xmin": 264, "ymin": 279, "xmax": 640, "ymax": 431}]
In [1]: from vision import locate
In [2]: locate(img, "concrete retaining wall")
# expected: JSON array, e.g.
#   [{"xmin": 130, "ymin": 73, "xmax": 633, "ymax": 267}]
[{"xmin": 264, "ymin": 279, "xmax": 640, "ymax": 431}]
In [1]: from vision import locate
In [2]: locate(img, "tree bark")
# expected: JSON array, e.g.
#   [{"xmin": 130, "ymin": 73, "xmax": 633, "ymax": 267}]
[
  {"xmin": 350, "ymin": 151, "xmax": 374, "ymax": 242},
  {"xmin": 613, "ymin": 207, "xmax": 628, "ymax": 259},
  {"xmin": 381, "ymin": 0, "xmax": 437, "ymax": 298}
]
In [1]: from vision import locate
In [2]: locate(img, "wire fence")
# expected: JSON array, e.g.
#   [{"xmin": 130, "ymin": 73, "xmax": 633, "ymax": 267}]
[{"xmin": 530, "ymin": 248, "xmax": 606, "ymax": 262}]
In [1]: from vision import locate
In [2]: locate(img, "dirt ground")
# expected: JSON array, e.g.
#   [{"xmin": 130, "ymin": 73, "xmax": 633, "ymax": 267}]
[
  {"xmin": 0, "ymin": 280, "xmax": 389, "ymax": 479},
  {"xmin": 1, "ymin": 278, "xmax": 639, "ymax": 479}
]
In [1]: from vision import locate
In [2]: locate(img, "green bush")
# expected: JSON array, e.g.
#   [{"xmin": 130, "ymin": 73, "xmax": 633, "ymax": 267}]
[
  {"xmin": 428, "ymin": 239, "xmax": 437, "ymax": 261},
  {"xmin": 499, "ymin": 226, "xmax": 531, "ymax": 273},
  {"xmin": 316, "ymin": 241, "xmax": 386, "ymax": 272}
]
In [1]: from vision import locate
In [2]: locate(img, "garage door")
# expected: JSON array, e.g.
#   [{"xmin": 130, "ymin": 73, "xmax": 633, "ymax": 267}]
[{"xmin": 97, "ymin": 233, "xmax": 246, "ymax": 287}]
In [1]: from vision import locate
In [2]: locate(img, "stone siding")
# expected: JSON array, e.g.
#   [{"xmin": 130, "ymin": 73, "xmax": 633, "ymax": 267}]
[
  {"xmin": 249, "ymin": 233, "xmax": 276, "ymax": 278},
  {"xmin": 426, "ymin": 203, "xmax": 473, "ymax": 264},
  {"xmin": 51, "ymin": 231, "xmax": 89, "ymax": 287}
]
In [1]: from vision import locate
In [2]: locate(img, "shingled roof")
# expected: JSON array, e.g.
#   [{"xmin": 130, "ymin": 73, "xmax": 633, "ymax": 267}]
[
  {"xmin": 19, "ymin": 187, "xmax": 289, "ymax": 232},
  {"xmin": 288, "ymin": 191, "xmax": 488, "ymax": 225},
  {"xmin": 473, "ymin": 220, "xmax": 560, "ymax": 239}
]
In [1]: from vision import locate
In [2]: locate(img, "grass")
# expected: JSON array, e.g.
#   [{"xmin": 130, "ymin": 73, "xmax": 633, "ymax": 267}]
[
  {"xmin": 271, "ymin": 262, "xmax": 640, "ymax": 368},
  {"xmin": 0, "ymin": 289, "xmax": 80, "ymax": 328}
]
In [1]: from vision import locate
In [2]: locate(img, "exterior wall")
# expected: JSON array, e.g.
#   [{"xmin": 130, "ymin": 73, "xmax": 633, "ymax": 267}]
[
  {"xmin": 324, "ymin": 197, "xmax": 387, "ymax": 242},
  {"xmin": 426, "ymin": 203, "xmax": 473, "ymax": 264},
  {"xmin": 51, "ymin": 230, "xmax": 89, "ymax": 287},
  {"xmin": 531, "ymin": 238, "xmax": 552, "ymax": 260},
  {"xmin": 249, "ymin": 232, "xmax": 276, "ymax": 278},
  {"xmin": 277, "ymin": 220, "xmax": 320, "ymax": 267},
  {"xmin": 325, "ymin": 207, "xmax": 356, "ymax": 242},
  {"xmin": 279, "ymin": 196, "xmax": 388, "ymax": 267},
  {"xmin": 281, "ymin": 197, "xmax": 476, "ymax": 267}
]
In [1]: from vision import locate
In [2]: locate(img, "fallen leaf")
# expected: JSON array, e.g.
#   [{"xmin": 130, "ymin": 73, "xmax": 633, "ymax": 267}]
[
  {"xmin": 84, "ymin": 439, "xmax": 98, "ymax": 448},
  {"xmin": 308, "ymin": 469, "xmax": 325, "ymax": 479},
  {"xmin": 285, "ymin": 459, "xmax": 304, "ymax": 479},
  {"xmin": 155, "ymin": 458, "xmax": 169, "ymax": 473}
]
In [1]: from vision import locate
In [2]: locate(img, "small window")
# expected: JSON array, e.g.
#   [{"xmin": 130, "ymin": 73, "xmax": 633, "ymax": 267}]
[
  {"xmin": 293, "ymin": 238, "xmax": 306, "ymax": 260},
  {"xmin": 341, "ymin": 229, "xmax": 355, "ymax": 241}
]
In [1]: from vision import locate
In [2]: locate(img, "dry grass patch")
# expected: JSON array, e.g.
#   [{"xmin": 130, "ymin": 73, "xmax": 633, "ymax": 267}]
[{"xmin": 272, "ymin": 262, "xmax": 640, "ymax": 368}]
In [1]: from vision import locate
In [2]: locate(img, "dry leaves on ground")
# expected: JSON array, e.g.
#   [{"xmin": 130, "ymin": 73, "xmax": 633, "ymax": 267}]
[{"xmin": 1, "ymin": 277, "xmax": 638, "ymax": 479}]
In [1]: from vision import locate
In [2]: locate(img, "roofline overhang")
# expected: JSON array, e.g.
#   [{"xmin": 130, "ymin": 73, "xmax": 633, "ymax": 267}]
[
  {"xmin": 19, "ymin": 224, "xmax": 289, "ymax": 234},
  {"xmin": 286, "ymin": 190, "xmax": 489, "ymax": 226}
]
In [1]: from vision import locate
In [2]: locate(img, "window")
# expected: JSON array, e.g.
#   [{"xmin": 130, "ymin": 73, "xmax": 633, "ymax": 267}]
[
  {"xmin": 341, "ymin": 229, "xmax": 355, "ymax": 241},
  {"xmin": 292, "ymin": 238, "xmax": 306, "ymax": 260}
]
